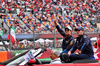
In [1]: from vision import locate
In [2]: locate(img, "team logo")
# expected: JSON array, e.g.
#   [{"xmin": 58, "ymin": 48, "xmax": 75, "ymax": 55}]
[
  {"xmin": 84, "ymin": 35, "xmax": 87, "ymax": 38},
  {"xmin": 70, "ymin": 40, "xmax": 73, "ymax": 46}
]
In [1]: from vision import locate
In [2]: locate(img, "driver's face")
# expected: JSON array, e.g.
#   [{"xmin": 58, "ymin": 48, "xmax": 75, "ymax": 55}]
[
  {"xmin": 77, "ymin": 30, "xmax": 84, "ymax": 36},
  {"xmin": 65, "ymin": 28, "xmax": 71, "ymax": 36}
]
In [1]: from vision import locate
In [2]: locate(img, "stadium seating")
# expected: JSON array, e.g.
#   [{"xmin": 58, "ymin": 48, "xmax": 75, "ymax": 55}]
[
  {"xmin": 0, "ymin": 0, "xmax": 100, "ymax": 48},
  {"xmin": 0, "ymin": 0, "xmax": 100, "ymax": 34}
]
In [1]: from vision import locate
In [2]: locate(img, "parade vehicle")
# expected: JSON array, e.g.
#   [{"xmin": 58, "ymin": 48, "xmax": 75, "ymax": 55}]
[{"xmin": 0, "ymin": 47, "xmax": 100, "ymax": 66}]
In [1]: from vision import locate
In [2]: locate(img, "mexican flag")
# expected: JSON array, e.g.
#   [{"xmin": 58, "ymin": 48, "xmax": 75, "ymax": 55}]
[{"xmin": 8, "ymin": 24, "xmax": 16, "ymax": 44}]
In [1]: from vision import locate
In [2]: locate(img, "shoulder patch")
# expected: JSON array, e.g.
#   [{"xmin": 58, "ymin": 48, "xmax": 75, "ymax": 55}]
[
  {"xmin": 70, "ymin": 40, "xmax": 73, "ymax": 46},
  {"xmin": 84, "ymin": 35, "xmax": 87, "ymax": 38},
  {"xmin": 70, "ymin": 40, "xmax": 73, "ymax": 43}
]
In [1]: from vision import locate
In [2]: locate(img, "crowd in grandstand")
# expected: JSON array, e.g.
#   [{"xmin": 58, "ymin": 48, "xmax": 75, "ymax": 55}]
[
  {"xmin": 0, "ymin": 0, "xmax": 100, "ymax": 49},
  {"xmin": 0, "ymin": 0, "xmax": 100, "ymax": 34}
]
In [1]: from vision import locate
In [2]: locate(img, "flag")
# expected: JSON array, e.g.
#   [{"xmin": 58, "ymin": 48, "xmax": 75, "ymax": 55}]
[{"xmin": 8, "ymin": 24, "xmax": 16, "ymax": 44}]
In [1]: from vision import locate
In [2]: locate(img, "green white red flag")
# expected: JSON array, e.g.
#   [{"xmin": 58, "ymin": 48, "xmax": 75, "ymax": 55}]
[{"xmin": 8, "ymin": 24, "xmax": 16, "ymax": 44}]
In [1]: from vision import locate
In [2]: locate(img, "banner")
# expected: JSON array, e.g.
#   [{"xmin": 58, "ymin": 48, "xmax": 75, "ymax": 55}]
[{"xmin": 0, "ymin": 30, "xmax": 4, "ymax": 36}]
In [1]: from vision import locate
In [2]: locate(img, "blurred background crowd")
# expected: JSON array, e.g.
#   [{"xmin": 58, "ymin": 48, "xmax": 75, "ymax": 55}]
[
  {"xmin": 0, "ymin": 0, "xmax": 100, "ymax": 34},
  {"xmin": 0, "ymin": 0, "xmax": 100, "ymax": 50}
]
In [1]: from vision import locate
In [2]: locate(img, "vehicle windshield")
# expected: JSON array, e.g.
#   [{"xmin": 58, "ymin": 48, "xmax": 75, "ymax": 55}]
[
  {"xmin": 7, "ymin": 56, "xmax": 25, "ymax": 65},
  {"xmin": 6, "ymin": 48, "xmax": 42, "ymax": 65}
]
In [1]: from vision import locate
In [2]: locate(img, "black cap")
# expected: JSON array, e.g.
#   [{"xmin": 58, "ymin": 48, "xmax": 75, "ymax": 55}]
[{"xmin": 75, "ymin": 27, "xmax": 84, "ymax": 31}]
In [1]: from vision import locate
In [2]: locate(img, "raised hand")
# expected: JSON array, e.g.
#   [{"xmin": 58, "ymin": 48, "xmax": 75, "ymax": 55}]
[{"xmin": 53, "ymin": 16, "xmax": 58, "ymax": 26}]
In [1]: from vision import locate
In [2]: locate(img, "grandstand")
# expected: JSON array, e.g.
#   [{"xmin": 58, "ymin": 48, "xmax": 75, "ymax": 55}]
[{"xmin": 0, "ymin": 0, "xmax": 100, "ymax": 50}]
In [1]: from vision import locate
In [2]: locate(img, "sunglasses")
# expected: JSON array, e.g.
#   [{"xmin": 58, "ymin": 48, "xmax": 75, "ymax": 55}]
[
  {"xmin": 77, "ymin": 30, "xmax": 81, "ymax": 31},
  {"xmin": 65, "ymin": 29, "xmax": 70, "ymax": 31}
]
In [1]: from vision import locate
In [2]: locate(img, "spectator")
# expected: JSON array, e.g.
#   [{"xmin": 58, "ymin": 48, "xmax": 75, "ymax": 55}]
[{"xmin": 50, "ymin": 49, "xmax": 62, "ymax": 64}]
